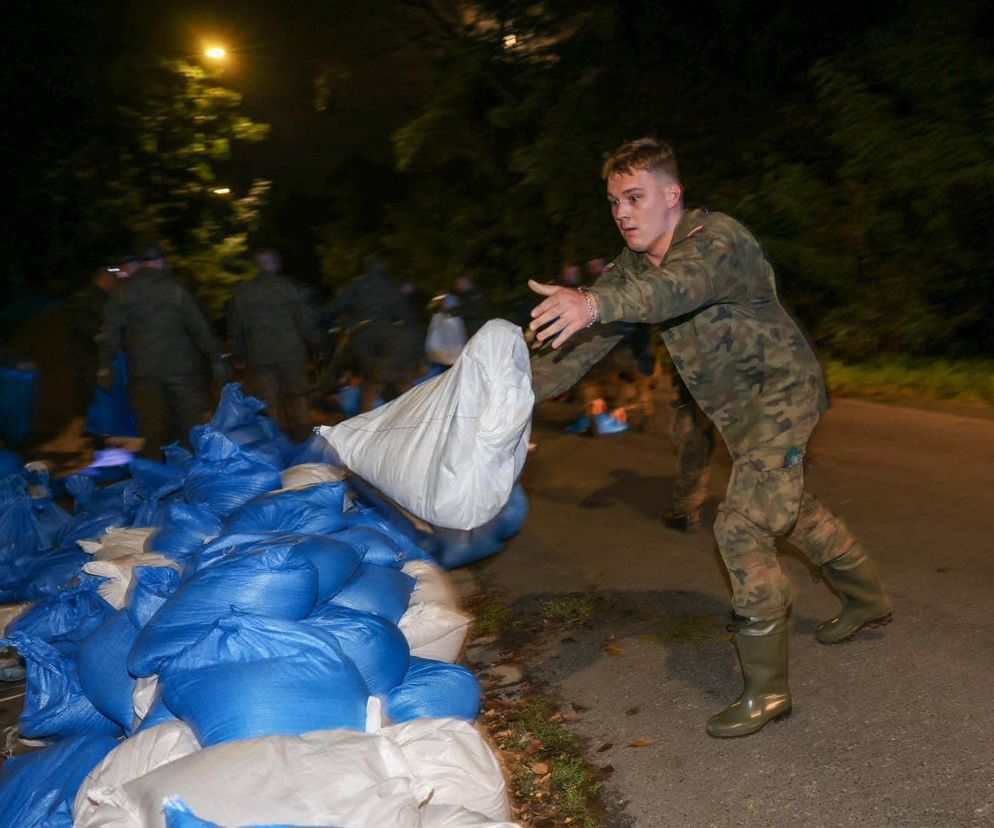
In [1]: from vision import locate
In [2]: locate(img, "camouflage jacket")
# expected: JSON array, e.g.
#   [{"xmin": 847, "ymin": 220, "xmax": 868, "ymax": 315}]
[
  {"xmin": 228, "ymin": 273, "xmax": 324, "ymax": 367},
  {"xmin": 531, "ymin": 208, "xmax": 828, "ymax": 454},
  {"xmin": 98, "ymin": 267, "xmax": 221, "ymax": 379}
]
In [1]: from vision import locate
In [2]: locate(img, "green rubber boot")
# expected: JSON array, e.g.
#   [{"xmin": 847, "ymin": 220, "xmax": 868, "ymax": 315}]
[
  {"xmin": 706, "ymin": 615, "xmax": 792, "ymax": 738},
  {"xmin": 816, "ymin": 554, "xmax": 893, "ymax": 644}
]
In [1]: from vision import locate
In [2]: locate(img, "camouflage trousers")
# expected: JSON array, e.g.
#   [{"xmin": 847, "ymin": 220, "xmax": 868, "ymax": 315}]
[
  {"xmin": 713, "ymin": 411, "xmax": 867, "ymax": 620},
  {"xmin": 666, "ymin": 382, "xmax": 716, "ymax": 520}
]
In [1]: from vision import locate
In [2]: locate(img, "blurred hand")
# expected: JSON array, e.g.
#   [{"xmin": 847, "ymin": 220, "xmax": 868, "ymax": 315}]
[{"xmin": 528, "ymin": 280, "xmax": 591, "ymax": 349}]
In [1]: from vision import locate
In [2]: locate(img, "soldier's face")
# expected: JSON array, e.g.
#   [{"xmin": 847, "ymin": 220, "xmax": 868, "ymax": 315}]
[{"xmin": 607, "ymin": 169, "xmax": 682, "ymax": 265}]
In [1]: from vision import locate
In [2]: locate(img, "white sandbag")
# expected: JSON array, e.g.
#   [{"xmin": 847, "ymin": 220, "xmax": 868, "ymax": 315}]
[
  {"xmin": 318, "ymin": 320, "xmax": 533, "ymax": 531},
  {"xmin": 74, "ymin": 720, "xmax": 201, "ymax": 826},
  {"xmin": 280, "ymin": 462, "xmax": 346, "ymax": 491},
  {"xmin": 78, "ymin": 527, "xmax": 156, "ymax": 561},
  {"xmin": 403, "ymin": 560, "xmax": 461, "ymax": 609},
  {"xmin": 131, "ymin": 675, "xmax": 159, "ymax": 723},
  {"xmin": 83, "ymin": 553, "xmax": 181, "ymax": 610},
  {"xmin": 399, "ymin": 602, "xmax": 472, "ymax": 663},
  {"xmin": 385, "ymin": 718, "xmax": 512, "ymax": 822},
  {"xmin": 420, "ymin": 804, "xmax": 520, "ymax": 827},
  {"xmin": 78, "ymin": 728, "xmax": 431, "ymax": 828}
]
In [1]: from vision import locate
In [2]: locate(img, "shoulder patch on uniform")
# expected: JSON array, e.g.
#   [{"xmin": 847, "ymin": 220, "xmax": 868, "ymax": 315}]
[{"xmin": 686, "ymin": 225, "xmax": 705, "ymax": 239}]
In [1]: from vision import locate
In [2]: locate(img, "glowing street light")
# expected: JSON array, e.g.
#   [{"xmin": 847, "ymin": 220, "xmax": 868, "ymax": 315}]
[
  {"xmin": 212, "ymin": 187, "xmax": 231, "ymax": 195},
  {"xmin": 204, "ymin": 45, "xmax": 227, "ymax": 60}
]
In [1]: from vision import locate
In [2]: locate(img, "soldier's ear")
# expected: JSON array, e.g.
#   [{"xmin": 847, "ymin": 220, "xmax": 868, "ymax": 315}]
[{"xmin": 664, "ymin": 181, "xmax": 683, "ymax": 208}]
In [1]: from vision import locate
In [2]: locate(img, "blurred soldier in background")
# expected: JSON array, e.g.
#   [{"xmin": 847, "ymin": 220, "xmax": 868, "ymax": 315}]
[
  {"xmin": 228, "ymin": 249, "xmax": 325, "ymax": 441},
  {"xmin": 452, "ymin": 274, "xmax": 488, "ymax": 338},
  {"xmin": 323, "ymin": 257, "xmax": 425, "ymax": 413},
  {"xmin": 97, "ymin": 245, "xmax": 226, "ymax": 458},
  {"xmin": 664, "ymin": 375, "xmax": 716, "ymax": 530}
]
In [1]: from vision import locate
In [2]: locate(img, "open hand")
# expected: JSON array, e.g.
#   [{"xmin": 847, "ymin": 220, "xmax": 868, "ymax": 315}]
[{"xmin": 528, "ymin": 280, "xmax": 591, "ymax": 349}]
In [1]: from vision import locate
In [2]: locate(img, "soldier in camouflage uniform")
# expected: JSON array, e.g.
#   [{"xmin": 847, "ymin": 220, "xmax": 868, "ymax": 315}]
[
  {"xmin": 228, "ymin": 250, "xmax": 325, "ymax": 441},
  {"xmin": 529, "ymin": 139, "xmax": 892, "ymax": 738},
  {"xmin": 97, "ymin": 246, "xmax": 226, "ymax": 459}
]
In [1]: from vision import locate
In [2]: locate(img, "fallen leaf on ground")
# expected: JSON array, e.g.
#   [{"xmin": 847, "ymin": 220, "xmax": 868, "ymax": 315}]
[
  {"xmin": 603, "ymin": 645, "xmax": 624, "ymax": 656},
  {"xmin": 531, "ymin": 761, "xmax": 550, "ymax": 775},
  {"xmin": 627, "ymin": 738, "xmax": 655, "ymax": 748}
]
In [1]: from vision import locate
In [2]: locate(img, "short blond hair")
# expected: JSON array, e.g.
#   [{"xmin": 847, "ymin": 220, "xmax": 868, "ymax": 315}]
[{"xmin": 602, "ymin": 138, "xmax": 679, "ymax": 182}]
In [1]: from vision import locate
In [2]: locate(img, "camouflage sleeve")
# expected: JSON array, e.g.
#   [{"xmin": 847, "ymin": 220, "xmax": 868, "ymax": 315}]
[
  {"xmin": 530, "ymin": 324, "xmax": 625, "ymax": 402},
  {"xmin": 589, "ymin": 240, "xmax": 716, "ymax": 325}
]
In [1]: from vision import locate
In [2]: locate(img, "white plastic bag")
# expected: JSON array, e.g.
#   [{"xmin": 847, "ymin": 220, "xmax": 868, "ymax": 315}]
[
  {"xmin": 279, "ymin": 462, "xmax": 346, "ymax": 491},
  {"xmin": 78, "ymin": 527, "xmax": 155, "ymax": 561},
  {"xmin": 82, "ymin": 553, "xmax": 181, "ymax": 610},
  {"xmin": 384, "ymin": 718, "xmax": 512, "ymax": 822},
  {"xmin": 319, "ymin": 320, "xmax": 533, "ymax": 531},
  {"xmin": 399, "ymin": 602, "xmax": 472, "ymax": 663},
  {"xmin": 74, "ymin": 720, "xmax": 202, "ymax": 826},
  {"xmin": 425, "ymin": 312, "xmax": 468, "ymax": 366},
  {"xmin": 77, "ymin": 728, "xmax": 429, "ymax": 828},
  {"xmin": 403, "ymin": 560, "xmax": 462, "ymax": 609}
]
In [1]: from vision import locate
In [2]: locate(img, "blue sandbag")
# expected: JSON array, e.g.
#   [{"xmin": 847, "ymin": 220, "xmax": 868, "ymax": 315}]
[
  {"xmin": 160, "ymin": 611, "xmax": 369, "ymax": 746},
  {"xmin": 385, "ymin": 657, "xmax": 481, "ymax": 723},
  {"xmin": 183, "ymin": 428, "xmax": 283, "ymax": 516},
  {"xmin": 135, "ymin": 695, "xmax": 178, "ymax": 731},
  {"xmin": 129, "ymin": 544, "xmax": 318, "ymax": 676},
  {"xmin": 433, "ymin": 483, "xmax": 530, "ymax": 570},
  {"xmin": 1, "ymin": 634, "xmax": 123, "ymax": 739},
  {"xmin": 163, "ymin": 443, "xmax": 195, "ymax": 470},
  {"xmin": 327, "ymin": 563, "xmax": 415, "ymax": 624},
  {"xmin": 0, "ymin": 490, "xmax": 57, "ymax": 557},
  {"xmin": 286, "ymin": 433, "xmax": 340, "ymax": 466},
  {"xmin": 303, "ymin": 605, "xmax": 410, "ymax": 695},
  {"xmin": 147, "ymin": 502, "xmax": 222, "ymax": 564},
  {"xmin": 329, "ymin": 526, "xmax": 405, "ymax": 568},
  {"xmin": 9, "ymin": 580, "xmax": 115, "ymax": 646},
  {"xmin": 14, "ymin": 545, "xmax": 91, "ymax": 600},
  {"xmin": 0, "ymin": 365, "xmax": 37, "ymax": 446},
  {"xmin": 190, "ymin": 533, "xmax": 360, "ymax": 600},
  {"xmin": 75, "ymin": 609, "xmax": 140, "ymax": 732},
  {"xmin": 0, "ymin": 732, "xmax": 119, "ymax": 827},
  {"xmin": 127, "ymin": 565, "xmax": 182, "ymax": 629},
  {"xmin": 0, "ymin": 449, "xmax": 22, "ymax": 478},
  {"xmin": 124, "ymin": 456, "xmax": 187, "ymax": 527},
  {"xmin": 340, "ymin": 508, "xmax": 427, "ymax": 563},
  {"xmin": 222, "ymin": 482, "xmax": 348, "ymax": 537},
  {"xmin": 208, "ymin": 383, "xmax": 284, "ymax": 444},
  {"xmin": 85, "ymin": 351, "xmax": 139, "ymax": 438}
]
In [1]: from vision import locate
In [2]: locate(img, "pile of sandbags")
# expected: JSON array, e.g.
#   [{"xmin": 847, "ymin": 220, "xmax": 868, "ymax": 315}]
[{"xmin": 0, "ymin": 381, "xmax": 526, "ymax": 826}]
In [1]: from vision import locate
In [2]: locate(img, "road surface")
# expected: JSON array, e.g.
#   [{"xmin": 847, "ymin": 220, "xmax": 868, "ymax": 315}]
[{"xmin": 481, "ymin": 396, "xmax": 994, "ymax": 827}]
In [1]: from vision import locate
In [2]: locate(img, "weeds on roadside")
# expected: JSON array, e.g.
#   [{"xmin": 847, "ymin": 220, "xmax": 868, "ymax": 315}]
[{"xmin": 540, "ymin": 594, "xmax": 601, "ymax": 624}]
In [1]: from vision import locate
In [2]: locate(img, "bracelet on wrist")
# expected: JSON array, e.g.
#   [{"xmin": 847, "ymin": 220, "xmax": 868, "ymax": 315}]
[{"xmin": 577, "ymin": 286, "xmax": 598, "ymax": 328}]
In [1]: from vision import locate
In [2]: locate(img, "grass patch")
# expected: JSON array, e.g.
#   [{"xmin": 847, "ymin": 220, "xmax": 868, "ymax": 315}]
[
  {"xmin": 650, "ymin": 612, "xmax": 729, "ymax": 645},
  {"xmin": 472, "ymin": 598, "xmax": 516, "ymax": 638},
  {"xmin": 825, "ymin": 358, "xmax": 994, "ymax": 405},
  {"xmin": 540, "ymin": 594, "xmax": 601, "ymax": 624}
]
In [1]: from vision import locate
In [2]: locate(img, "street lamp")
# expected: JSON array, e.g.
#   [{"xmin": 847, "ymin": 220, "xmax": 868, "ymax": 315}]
[
  {"xmin": 212, "ymin": 187, "xmax": 231, "ymax": 195},
  {"xmin": 204, "ymin": 45, "xmax": 227, "ymax": 60}
]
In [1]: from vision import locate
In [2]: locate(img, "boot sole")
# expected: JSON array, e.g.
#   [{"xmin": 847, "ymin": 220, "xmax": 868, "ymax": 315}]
[
  {"xmin": 817, "ymin": 612, "xmax": 893, "ymax": 645},
  {"xmin": 706, "ymin": 706, "xmax": 792, "ymax": 739}
]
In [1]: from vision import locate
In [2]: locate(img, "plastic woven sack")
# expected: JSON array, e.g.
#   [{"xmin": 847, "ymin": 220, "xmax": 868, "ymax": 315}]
[
  {"xmin": 221, "ymin": 482, "xmax": 348, "ymax": 536},
  {"xmin": 0, "ymin": 732, "xmax": 119, "ymax": 828},
  {"xmin": 319, "ymin": 320, "xmax": 532, "ymax": 531},
  {"xmin": 330, "ymin": 526, "xmax": 406, "ymax": 568},
  {"xmin": 128, "ymin": 544, "xmax": 318, "ymax": 676},
  {"xmin": 159, "ymin": 611, "xmax": 370, "ymax": 746},
  {"xmin": 433, "ymin": 483, "xmax": 529, "ymax": 570},
  {"xmin": 0, "ymin": 365, "xmax": 37, "ymax": 446},
  {"xmin": 303, "ymin": 605, "xmax": 410, "ymax": 695},
  {"xmin": 385, "ymin": 717, "xmax": 512, "ymax": 821},
  {"xmin": 147, "ymin": 502, "xmax": 222, "ymax": 563},
  {"xmin": 73, "ymin": 720, "xmax": 201, "ymax": 826},
  {"xmin": 386, "ymin": 657, "xmax": 481, "ymax": 723},
  {"xmin": 75, "ymin": 609, "xmax": 141, "ymax": 732},
  {"xmin": 83, "ymin": 728, "xmax": 427, "ymax": 828},
  {"xmin": 1, "ymin": 633, "xmax": 123, "ymax": 739},
  {"xmin": 126, "ymin": 565, "xmax": 182, "ymax": 629},
  {"xmin": 182, "ymin": 428, "xmax": 283, "ymax": 516},
  {"xmin": 9, "ymin": 580, "xmax": 114, "ymax": 646},
  {"xmin": 208, "ymin": 383, "xmax": 284, "ymax": 445},
  {"xmin": 328, "ymin": 562, "xmax": 415, "ymax": 624},
  {"xmin": 0, "ymin": 489, "xmax": 57, "ymax": 557},
  {"xmin": 164, "ymin": 798, "xmax": 312, "ymax": 827},
  {"xmin": 83, "ymin": 551, "xmax": 179, "ymax": 610},
  {"xmin": 279, "ymin": 462, "xmax": 345, "ymax": 491},
  {"xmin": 398, "ymin": 602, "xmax": 472, "ymax": 663}
]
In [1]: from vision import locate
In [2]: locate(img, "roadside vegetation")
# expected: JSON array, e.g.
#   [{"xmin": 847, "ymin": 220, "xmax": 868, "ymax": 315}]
[{"xmin": 824, "ymin": 359, "xmax": 994, "ymax": 407}]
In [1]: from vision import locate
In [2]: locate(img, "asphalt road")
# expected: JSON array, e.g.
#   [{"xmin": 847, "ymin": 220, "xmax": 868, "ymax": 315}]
[{"xmin": 481, "ymin": 396, "xmax": 994, "ymax": 827}]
